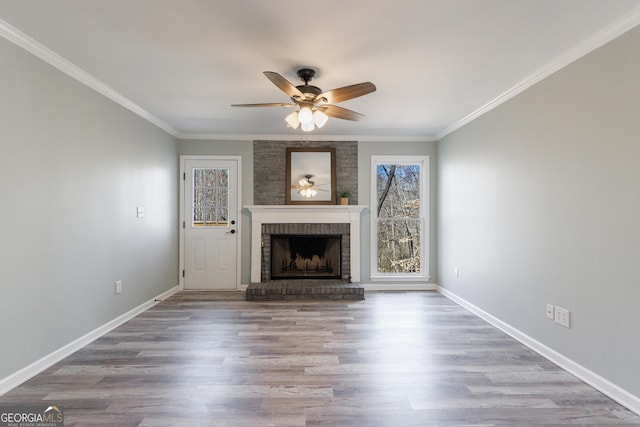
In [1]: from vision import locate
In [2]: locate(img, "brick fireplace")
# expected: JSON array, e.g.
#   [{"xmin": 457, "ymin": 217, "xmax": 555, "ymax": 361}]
[{"xmin": 245, "ymin": 205, "xmax": 365, "ymax": 300}]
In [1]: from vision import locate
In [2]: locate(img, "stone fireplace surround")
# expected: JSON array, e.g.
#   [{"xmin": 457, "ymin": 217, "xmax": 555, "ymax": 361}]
[{"xmin": 245, "ymin": 205, "xmax": 365, "ymax": 300}]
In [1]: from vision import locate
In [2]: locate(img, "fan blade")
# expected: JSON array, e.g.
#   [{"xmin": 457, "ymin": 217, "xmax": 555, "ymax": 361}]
[
  {"xmin": 231, "ymin": 103, "xmax": 296, "ymax": 107},
  {"xmin": 291, "ymin": 185, "xmax": 327, "ymax": 191},
  {"xmin": 319, "ymin": 105, "xmax": 365, "ymax": 121},
  {"xmin": 317, "ymin": 82, "xmax": 376, "ymax": 104},
  {"xmin": 264, "ymin": 71, "xmax": 304, "ymax": 99}
]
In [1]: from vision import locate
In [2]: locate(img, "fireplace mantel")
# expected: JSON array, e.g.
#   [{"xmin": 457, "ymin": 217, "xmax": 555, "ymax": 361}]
[{"xmin": 244, "ymin": 205, "xmax": 366, "ymax": 283}]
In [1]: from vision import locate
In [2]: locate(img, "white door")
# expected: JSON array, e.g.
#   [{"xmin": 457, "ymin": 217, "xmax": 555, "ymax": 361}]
[{"xmin": 183, "ymin": 158, "xmax": 239, "ymax": 290}]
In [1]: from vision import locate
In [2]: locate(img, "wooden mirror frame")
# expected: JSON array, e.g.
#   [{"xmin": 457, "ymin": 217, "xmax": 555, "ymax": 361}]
[{"xmin": 285, "ymin": 147, "xmax": 336, "ymax": 205}]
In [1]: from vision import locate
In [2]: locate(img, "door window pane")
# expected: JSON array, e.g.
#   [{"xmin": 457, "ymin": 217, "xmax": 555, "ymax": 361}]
[{"xmin": 192, "ymin": 168, "xmax": 229, "ymax": 227}]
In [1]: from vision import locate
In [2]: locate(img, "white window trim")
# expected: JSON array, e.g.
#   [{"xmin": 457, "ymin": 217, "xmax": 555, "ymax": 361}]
[{"xmin": 370, "ymin": 155, "xmax": 429, "ymax": 281}]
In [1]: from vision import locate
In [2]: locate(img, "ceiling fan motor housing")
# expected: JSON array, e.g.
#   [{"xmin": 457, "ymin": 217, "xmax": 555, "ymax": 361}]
[
  {"xmin": 295, "ymin": 85, "xmax": 322, "ymax": 99},
  {"xmin": 295, "ymin": 68, "xmax": 323, "ymax": 100}
]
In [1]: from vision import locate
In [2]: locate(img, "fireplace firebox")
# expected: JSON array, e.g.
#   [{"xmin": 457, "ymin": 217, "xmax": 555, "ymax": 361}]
[{"xmin": 271, "ymin": 235, "xmax": 342, "ymax": 279}]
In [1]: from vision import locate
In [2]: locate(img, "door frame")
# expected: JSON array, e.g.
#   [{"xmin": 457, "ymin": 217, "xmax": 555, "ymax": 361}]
[{"xmin": 179, "ymin": 155, "xmax": 242, "ymax": 290}]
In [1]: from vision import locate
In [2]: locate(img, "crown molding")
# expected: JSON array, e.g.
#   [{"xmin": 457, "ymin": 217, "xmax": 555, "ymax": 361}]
[
  {"xmin": 5, "ymin": 3, "xmax": 639, "ymax": 145},
  {"xmin": 0, "ymin": 18, "xmax": 435, "ymax": 143},
  {"xmin": 176, "ymin": 132, "xmax": 438, "ymax": 142},
  {"xmin": 0, "ymin": 18, "xmax": 178, "ymax": 138},
  {"xmin": 437, "ymin": 5, "xmax": 640, "ymax": 141}
]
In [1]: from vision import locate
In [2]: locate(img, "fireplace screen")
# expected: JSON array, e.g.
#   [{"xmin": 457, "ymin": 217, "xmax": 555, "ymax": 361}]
[{"xmin": 271, "ymin": 235, "xmax": 341, "ymax": 279}]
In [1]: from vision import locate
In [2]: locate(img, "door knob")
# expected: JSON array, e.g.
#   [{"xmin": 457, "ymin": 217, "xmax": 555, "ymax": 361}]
[{"xmin": 230, "ymin": 229, "xmax": 236, "ymax": 234}]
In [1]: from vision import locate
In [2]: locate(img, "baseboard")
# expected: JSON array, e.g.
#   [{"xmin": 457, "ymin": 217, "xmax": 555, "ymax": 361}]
[
  {"xmin": 437, "ymin": 286, "xmax": 640, "ymax": 416},
  {"xmin": 364, "ymin": 283, "xmax": 437, "ymax": 292},
  {"xmin": 0, "ymin": 285, "xmax": 180, "ymax": 396}
]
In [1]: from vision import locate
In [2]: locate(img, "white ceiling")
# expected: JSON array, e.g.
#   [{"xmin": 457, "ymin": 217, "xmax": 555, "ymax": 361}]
[{"xmin": 1, "ymin": 0, "xmax": 640, "ymax": 141}]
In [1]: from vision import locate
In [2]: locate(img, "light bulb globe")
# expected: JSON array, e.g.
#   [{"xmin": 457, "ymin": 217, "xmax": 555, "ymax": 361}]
[
  {"xmin": 313, "ymin": 110, "xmax": 328, "ymax": 128},
  {"xmin": 285, "ymin": 111, "xmax": 300, "ymax": 129},
  {"xmin": 298, "ymin": 107, "xmax": 313, "ymax": 125}
]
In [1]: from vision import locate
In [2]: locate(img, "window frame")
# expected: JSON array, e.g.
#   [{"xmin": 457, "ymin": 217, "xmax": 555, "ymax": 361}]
[{"xmin": 370, "ymin": 155, "xmax": 429, "ymax": 281}]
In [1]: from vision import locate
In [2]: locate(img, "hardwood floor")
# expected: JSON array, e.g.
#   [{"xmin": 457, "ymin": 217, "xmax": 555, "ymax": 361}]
[{"xmin": 1, "ymin": 291, "xmax": 638, "ymax": 426}]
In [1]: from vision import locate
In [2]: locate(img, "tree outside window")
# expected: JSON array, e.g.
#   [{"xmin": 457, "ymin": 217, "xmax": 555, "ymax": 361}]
[{"xmin": 372, "ymin": 156, "xmax": 428, "ymax": 279}]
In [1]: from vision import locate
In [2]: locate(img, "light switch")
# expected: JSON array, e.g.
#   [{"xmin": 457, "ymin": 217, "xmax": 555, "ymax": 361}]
[
  {"xmin": 136, "ymin": 206, "xmax": 145, "ymax": 218},
  {"xmin": 546, "ymin": 304, "xmax": 555, "ymax": 320}
]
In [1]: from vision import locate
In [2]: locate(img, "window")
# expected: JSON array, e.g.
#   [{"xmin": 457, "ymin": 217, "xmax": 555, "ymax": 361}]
[
  {"xmin": 371, "ymin": 156, "xmax": 429, "ymax": 280},
  {"xmin": 192, "ymin": 168, "xmax": 229, "ymax": 227}
]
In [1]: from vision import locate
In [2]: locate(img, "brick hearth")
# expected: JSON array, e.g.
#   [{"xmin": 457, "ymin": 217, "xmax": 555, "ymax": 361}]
[{"xmin": 246, "ymin": 280, "xmax": 364, "ymax": 301}]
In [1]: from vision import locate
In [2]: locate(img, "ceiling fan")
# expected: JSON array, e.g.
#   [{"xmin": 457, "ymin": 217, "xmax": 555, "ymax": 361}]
[
  {"xmin": 291, "ymin": 174, "xmax": 328, "ymax": 198},
  {"xmin": 231, "ymin": 68, "xmax": 376, "ymax": 131}
]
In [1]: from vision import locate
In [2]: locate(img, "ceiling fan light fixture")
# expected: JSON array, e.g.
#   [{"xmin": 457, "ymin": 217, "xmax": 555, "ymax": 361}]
[
  {"xmin": 313, "ymin": 110, "xmax": 328, "ymax": 128},
  {"xmin": 232, "ymin": 69, "xmax": 376, "ymax": 132},
  {"xmin": 298, "ymin": 107, "xmax": 313, "ymax": 125},
  {"xmin": 299, "ymin": 187, "xmax": 318, "ymax": 198},
  {"xmin": 285, "ymin": 111, "xmax": 300, "ymax": 129}
]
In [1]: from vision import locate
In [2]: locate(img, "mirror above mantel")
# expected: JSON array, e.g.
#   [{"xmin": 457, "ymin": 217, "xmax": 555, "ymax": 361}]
[{"xmin": 285, "ymin": 147, "xmax": 336, "ymax": 205}]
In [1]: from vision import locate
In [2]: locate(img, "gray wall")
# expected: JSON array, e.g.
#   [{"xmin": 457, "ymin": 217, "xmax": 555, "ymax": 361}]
[
  {"xmin": 438, "ymin": 26, "xmax": 640, "ymax": 396},
  {"xmin": 0, "ymin": 37, "xmax": 178, "ymax": 380},
  {"xmin": 178, "ymin": 139, "xmax": 437, "ymax": 285}
]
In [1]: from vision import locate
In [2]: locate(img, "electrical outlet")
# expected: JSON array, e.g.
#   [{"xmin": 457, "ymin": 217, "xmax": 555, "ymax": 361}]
[
  {"xmin": 554, "ymin": 306, "xmax": 570, "ymax": 328},
  {"xmin": 115, "ymin": 280, "xmax": 122, "ymax": 294},
  {"xmin": 546, "ymin": 304, "xmax": 555, "ymax": 320}
]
